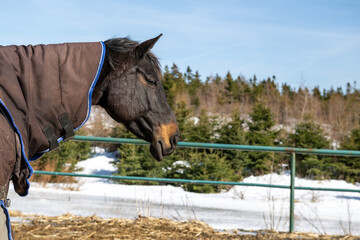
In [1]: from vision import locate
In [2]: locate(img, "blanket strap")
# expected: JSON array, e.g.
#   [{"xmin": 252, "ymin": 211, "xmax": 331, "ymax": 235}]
[
  {"xmin": 42, "ymin": 125, "xmax": 59, "ymax": 151},
  {"xmin": 0, "ymin": 184, "xmax": 10, "ymax": 208},
  {"xmin": 58, "ymin": 113, "xmax": 75, "ymax": 141}
]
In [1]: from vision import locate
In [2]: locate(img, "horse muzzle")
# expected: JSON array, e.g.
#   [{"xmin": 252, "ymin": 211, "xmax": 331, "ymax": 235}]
[{"xmin": 150, "ymin": 123, "xmax": 179, "ymax": 161}]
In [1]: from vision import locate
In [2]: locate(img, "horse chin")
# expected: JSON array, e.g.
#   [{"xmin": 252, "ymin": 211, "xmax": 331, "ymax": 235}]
[{"xmin": 150, "ymin": 141, "xmax": 163, "ymax": 161}]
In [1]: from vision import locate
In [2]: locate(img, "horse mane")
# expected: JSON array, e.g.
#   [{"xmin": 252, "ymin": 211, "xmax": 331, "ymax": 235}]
[{"xmin": 104, "ymin": 37, "xmax": 161, "ymax": 72}]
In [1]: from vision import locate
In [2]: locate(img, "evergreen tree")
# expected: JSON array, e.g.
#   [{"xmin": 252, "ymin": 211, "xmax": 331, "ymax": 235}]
[
  {"xmin": 184, "ymin": 150, "xmax": 238, "ymax": 193},
  {"xmin": 217, "ymin": 111, "xmax": 249, "ymax": 174},
  {"xmin": 111, "ymin": 125, "xmax": 160, "ymax": 180},
  {"xmin": 218, "ymin": 111, "xmax": 246, "ymax": 145},
  {"xmin": 286, "ymin": 120, "xmax": 331, "ymax": 179},
  {"xmin": 114, "ymin": 144, "xmax": 144, "ymax": 176},
  {"xmin": 173, "ymin": 101, "xmax": 191, "ymax": 135},
  {"xmin": 346, "ymin": 82, "xmax": 352, "ymax": 96},
  {"xmin": 224, "ymin": 71, "xmax": 240, "ymax": 103},
  {"xmin": 287, "ymin": 120, "xmax": 329, "ymax": 149},
  {"xmin": 184, "ymin": 66, "xmax": 194, "ymax": 84},
  {"xmin": 162, "ymin": 65, "xmax": 176, "ymax": 108},
  {"xmin": 247, "ymin": 103, "xmax": 276, "ymax": 140},
  {"xmin": 214, "ymin": 74, "xmax": 222, "ymax": 85},
  {"xmin": 340, "ymin": 119, "xmax": 360, "ymax": 182},
  {"xmin": 312, "ymin": 86, "xmax": 322, "ymax": 100},
  {"xmin": 235, "ymin": 76, "xmax": 251, "ymax": 103},
  {"xmin": 188, "ymin": 70, "xmax": 202, "ymax": 107},
  {"xmin": 171, "ymin": 63, "xmax": 186, "ymax": 89},
  {"xmin": 185, "ymin": 109, "xmax": 217, "ymax": 143},
  {"xmin": 35, "ymin": 130, "xmax": 91, "ymax": 173},
  {"xmin": 193, "ymin": 71, "xmax": 202, "ymax": 88},
  {"xmin": 281, "ymin": 83, "xmax": 294, "ymax": 98},
  {"xmin": 245, "ymin": 103, "xmax": 278, "ymax": 175}
]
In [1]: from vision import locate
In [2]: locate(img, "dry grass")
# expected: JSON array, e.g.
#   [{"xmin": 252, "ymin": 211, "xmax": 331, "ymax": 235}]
[
  {"xmin": 30, "ymin": 160, "xmax": 79, "ymax": 186},
  {"xmin": 9, "ymin": 211, "xmax": 358, "ymax": 240}
]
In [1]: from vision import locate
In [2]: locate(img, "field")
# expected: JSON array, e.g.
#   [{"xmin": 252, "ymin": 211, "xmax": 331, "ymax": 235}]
[{"xmin": 10, "ymin": 211, "xmax": 359, "ymax": 240}]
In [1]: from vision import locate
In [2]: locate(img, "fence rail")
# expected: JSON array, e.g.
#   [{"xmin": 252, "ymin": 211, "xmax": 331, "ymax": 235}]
[
  {"xmin": 73, "ymin": 135, "xmax": 360, "ymax": 156},
  {"xmin": 33, "ymin": 135, "xmax": 360, "ymax": 233},
  {"xmin": 33, "ymin": 170, "xmax": 360, "ymax": 193}
]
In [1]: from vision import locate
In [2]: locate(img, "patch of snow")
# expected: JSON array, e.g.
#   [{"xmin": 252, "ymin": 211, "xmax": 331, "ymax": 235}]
[
  {"xmin": 189, "ymin": 117, "xmax": 199, "ymax": 125},
  {"xmin": 173, "ymin": 161, "xmax": 190, "ymax": 168},
  {"xmin": 75, "ymin": 149, "xmax": 117, "ymax": 179}
]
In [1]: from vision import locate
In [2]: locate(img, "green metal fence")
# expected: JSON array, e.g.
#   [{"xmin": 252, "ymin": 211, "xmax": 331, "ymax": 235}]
[{"xmin": 33, "ymin": 135, "xmax": 360, "ymax": 233}]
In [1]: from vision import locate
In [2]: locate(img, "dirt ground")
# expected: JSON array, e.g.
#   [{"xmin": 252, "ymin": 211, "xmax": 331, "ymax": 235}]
[{"xmin": 9, "ymin": 211, "xmax": 359, "ymax": 240}]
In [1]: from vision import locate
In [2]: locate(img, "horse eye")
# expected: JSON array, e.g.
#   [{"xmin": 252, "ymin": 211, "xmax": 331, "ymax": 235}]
[
  {"xmin": 136, "ymin": 68, "xmax": 158, "ymax": 87},
  {"xmin": 146, "ymin": 79, "xmax": 158, "ymax": 87}
]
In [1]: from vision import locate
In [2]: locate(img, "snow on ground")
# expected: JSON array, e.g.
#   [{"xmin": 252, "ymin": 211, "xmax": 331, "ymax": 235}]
[{"xmin": 8, "ymin": 147, "xmax": 360, "ymax": 235}]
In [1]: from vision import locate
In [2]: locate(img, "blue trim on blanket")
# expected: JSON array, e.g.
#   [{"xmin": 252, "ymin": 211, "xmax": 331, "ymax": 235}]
[
  {"xmin": 1, "ymin": 194, "xmax": 13, "ymax": 240},
  {"xmin": 29, "ymin": 41, "xmax": 106, "ymax": 161},
  {"xmin": 0, "ymin": 102, "xmax": 33, "ymax": 198},
  {"xmin": 75, "ymin": 41, "xmax": 106, "ymax": 131}
]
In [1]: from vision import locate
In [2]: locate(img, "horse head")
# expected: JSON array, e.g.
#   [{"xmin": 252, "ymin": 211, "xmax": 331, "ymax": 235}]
[{"xmin": 93, "ymin": 34, "xmax": 179, "ymax": 161}]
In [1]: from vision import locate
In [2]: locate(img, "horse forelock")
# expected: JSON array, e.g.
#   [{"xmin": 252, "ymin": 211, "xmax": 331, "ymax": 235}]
[{"xmin": 104, "ymin": 37, "xmax": 161, "ymax": 73}]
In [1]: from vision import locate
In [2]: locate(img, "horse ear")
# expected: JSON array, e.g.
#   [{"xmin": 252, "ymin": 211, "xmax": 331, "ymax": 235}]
[{"xmin": 134, "ymin": 34, "xmax": 162, "ymax": 59}]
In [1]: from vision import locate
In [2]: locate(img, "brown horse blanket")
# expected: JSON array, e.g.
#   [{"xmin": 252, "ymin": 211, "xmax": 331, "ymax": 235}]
[{"xmin": 0, "ymin": 42, "xmax": 105, "ymax": 198}]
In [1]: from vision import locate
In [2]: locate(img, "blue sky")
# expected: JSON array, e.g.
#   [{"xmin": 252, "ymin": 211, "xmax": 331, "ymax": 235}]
[{"xmin": 1, "ymin": 0, "xmax": 359, "ymax": 90}]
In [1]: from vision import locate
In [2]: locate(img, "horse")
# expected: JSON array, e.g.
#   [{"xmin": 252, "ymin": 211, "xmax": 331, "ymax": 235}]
[{"xmin": 0, "ymin": 34, "xmax": 179, "ymax": 239}]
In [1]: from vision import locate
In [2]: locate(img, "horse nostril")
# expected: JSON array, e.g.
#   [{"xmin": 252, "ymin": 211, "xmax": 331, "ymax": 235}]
[{"xmin": 171, "ymin": 135, "xmax": 179, "ymax": 147}]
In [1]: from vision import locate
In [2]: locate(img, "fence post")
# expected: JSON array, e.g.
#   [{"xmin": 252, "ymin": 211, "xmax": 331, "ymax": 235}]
[{"xmin": 289, "ymin": 152, "xmax": 296, "ymax": 233}]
